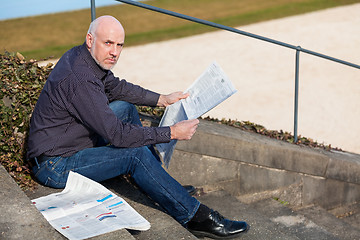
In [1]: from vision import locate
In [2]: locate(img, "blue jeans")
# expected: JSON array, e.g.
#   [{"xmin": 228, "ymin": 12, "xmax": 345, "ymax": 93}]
[{"xmin": 32, "ymin": 100, "xmax": 200, "ymax": 225}]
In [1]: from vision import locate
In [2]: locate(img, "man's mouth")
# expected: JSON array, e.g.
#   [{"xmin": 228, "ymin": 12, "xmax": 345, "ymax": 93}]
[{"xmin": 107, "ymin": 58, "xmax": 116, "ymax": 64}]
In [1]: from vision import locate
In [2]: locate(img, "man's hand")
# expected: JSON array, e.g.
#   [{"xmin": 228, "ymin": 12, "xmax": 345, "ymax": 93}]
[
  {"xmin": 170, "ymin": 119, "xmax": 199, "ymax": 140},
  {"xmin": 157, "ymin": 92, "xmax": 189, "ymax": 107}
]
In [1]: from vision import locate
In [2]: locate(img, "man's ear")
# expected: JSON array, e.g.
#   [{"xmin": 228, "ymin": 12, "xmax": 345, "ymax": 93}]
[{"xmin": 86, "ymin": 33, "xmax": 94, "ymax": 49}]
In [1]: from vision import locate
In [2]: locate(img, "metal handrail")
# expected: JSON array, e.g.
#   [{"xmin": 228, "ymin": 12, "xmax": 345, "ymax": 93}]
[
  {"xmin": 95, "ymin": 0, "xmax": 360, "ymax": 142},
  {"xmin": 91, "ymin": 0, "xmax": 96, "ymax": 21}
]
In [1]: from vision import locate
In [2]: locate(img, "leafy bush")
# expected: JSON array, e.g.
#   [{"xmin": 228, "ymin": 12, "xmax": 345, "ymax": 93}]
[{"xmin": 0, "ymin": 52, "xmax": 53, "ymax": 189}]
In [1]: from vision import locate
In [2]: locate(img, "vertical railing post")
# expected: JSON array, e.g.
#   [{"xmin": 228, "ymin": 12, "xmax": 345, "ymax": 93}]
[
  {"xmin": 294, "ymin": 46, "xmax": 301, "ymax": 143},
  {"xmin": 91, "ymin": 0, "xmax": 96, "ymax": 21}
]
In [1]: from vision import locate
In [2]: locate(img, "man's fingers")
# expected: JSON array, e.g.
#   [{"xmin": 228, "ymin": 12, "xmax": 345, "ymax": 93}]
[
  {"xmin": 180, "ymin": 92, "xmax": 190, "ymax": 99},
  {"xmin": 170, "ymin": 119, "xmax": 200, "ymax": 140},
  {"xmin": 168, "ymin": 92, "xmax": 190, "ymax": 105},
  {"xmin": 188, "ymin": 119, "xmax": 199, "ymax": 128}
]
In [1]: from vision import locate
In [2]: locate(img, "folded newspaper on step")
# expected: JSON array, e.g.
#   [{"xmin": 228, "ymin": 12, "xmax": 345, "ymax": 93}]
[
  {"xmin": 32, "ymin": 171, "xmax": 150, "ymax": 240},
  {"xmin": 156, "ymin": 61, "xmax": 237, "ymax": 167}
]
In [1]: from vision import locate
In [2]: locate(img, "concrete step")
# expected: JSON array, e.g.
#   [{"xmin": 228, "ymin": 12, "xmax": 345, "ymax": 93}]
[
  {"xmin": 327, "ymin": 202, "xmax": 360, "ymax": 230},
  {"xmin": 247, "ymin": 196, "xmax": 360, "ymax": 240},
  {"xmin": 0, "ymin": 164, "xmax": 64, "ymax": 240},
  {"xmin": 195, "ymin": 189, "xmax": 360, "ymax": 240},
  {"xmin": 296, "ymin": 204, "xmax": 360, "ymax": 240},
  {"xmin": 195, "ymin": 190, "xmax": 301, "ymax": 239},
  {"xmin": 236, "ymin": 185, "xmax": 360, "ymax": 239}
]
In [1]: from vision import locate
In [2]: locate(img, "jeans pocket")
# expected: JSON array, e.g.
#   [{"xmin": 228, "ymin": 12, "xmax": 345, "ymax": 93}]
[
  {"xmin": 47, "ymin": 157, "xmax": 67, "ymax": 176},
  {"xmin": 34, "ymin": 157, "xmax": 68, "ymax": 188}
]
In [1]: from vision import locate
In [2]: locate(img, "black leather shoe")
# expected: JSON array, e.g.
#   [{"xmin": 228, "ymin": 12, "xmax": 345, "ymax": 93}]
[{"xmin": 187, "ymin": 210, "xmax": 249, "ymax": 239}]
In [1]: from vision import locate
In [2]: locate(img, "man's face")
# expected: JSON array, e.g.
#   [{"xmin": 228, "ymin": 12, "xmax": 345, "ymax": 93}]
[{"xmin": 87, "ymin": 21, "xmax": 125, "ymax": 70}]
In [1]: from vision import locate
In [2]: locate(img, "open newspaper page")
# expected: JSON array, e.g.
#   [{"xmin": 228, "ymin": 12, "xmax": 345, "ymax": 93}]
[
  {"xmin": 32, "ymin": 171, "xmax": 150, "ymax": 240},
  {"xmin": 156, "ymin": 61, "xmax": 237, "ymax": 167}
]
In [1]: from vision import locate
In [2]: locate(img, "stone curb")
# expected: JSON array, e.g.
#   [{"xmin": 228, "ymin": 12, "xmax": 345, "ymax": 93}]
[
  {"xmin": 167, "ymin": 119, "xmax": 360, "ymax": 209},
  {"xmin": 0, "ymin": 164, "xmax": 63, "ymax": 240}
]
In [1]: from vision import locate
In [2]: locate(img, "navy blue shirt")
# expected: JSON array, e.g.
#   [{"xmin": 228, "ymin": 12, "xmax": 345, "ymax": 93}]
[{"xmin": 27, "ymin": 43, "xmax": 171, "ymax": 159}]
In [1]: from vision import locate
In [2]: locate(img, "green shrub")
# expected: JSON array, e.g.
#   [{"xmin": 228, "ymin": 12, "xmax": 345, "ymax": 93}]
[{"xmin": 0, "ymin": 52, "xmax": 53, "ymax": 189}]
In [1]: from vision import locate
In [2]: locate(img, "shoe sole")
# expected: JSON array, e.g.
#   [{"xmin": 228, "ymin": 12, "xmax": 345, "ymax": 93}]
[{"xmin": 189, "ymin": 225, "xmax": 250, "ymax": 239}]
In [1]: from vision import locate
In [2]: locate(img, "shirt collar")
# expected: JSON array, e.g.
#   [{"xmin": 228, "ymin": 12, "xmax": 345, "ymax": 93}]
[{"xmin": 80, "ymin": 42, "xmax": 108, "ymax": 80}]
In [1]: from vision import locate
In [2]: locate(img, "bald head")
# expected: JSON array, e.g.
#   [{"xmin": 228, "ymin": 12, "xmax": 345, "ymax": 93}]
[
  {"xmin": 87, "ymin": 15, "xmax": 124, "ymax": 37},
  {"xmin": 86, "ymin": 16, "xmax": 125, "ymax": 70}
]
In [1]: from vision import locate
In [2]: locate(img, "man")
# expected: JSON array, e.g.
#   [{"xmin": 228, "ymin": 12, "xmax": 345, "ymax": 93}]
[{"xmin": 27, "ymin": 15, "xmax": 249, "ymax": 239}]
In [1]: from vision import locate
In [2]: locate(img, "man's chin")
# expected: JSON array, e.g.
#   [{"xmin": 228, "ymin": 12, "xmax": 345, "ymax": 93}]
[{"xmin": 100, "ymin": 63, "xmax": 116, "ymax": 70}]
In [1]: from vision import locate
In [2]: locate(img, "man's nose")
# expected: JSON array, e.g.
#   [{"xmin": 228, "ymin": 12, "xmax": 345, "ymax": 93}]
[{"xmin": 109, "ymin": 45, "xmax": 119, "ymax": 56}]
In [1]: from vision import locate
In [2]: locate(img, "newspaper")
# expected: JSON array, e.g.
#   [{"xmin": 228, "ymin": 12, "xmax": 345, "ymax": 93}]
[
  {"xmin": 31, "ymin": 171, "xmax": 150, "ymax": 240},
  {"xmin": 156, "ymin": 61, "xmax": 237, "ymax": 167}
]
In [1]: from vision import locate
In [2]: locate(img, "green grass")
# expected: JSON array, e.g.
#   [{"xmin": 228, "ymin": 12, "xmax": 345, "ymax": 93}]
[{"xmin": 1, "ymin": 0, "xmax": 359, "ymax": 60}]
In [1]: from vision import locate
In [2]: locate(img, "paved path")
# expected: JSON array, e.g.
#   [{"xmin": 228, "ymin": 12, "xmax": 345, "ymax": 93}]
[{"xmin": 112, "ymin": 3, "xmax": 360, "ymax": 154}]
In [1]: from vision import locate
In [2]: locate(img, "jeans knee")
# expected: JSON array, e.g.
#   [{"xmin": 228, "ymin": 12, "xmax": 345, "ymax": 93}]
[
  {"xmin": 133, "ymin": 146, "xmax": 159, "ymax": 167},
  {"xmin": 109, "ymin": 100, "xmax": 133, "ymax": 114},
  {"xmin": 109, "ymin": 101, "xmax": 140, "ymax": 124}
]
